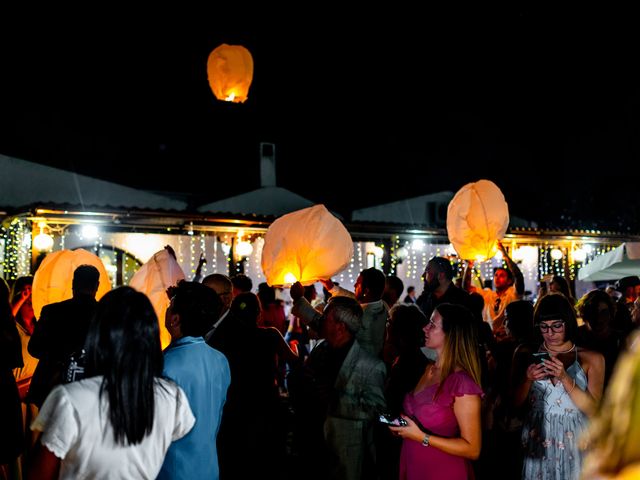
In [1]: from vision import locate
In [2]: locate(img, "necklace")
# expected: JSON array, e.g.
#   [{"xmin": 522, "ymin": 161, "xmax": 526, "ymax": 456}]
[{"xmin": 543, "ymin": 342, "xmax": 576, "ymax": 354}]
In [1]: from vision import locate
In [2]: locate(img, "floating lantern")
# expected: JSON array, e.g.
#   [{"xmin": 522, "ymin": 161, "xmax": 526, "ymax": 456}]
[
  {"xmin": 261, "ymin": 204, "xmax": 353, "ymax": 286},
  {"xmin": 207, "ymin": 44, "xmax": 254, "ymax": 103},
  {"xmin": 129, "ymin": 248, "xmax": 185, "ymax": 350},
  {"xmin": 32, "ymin": 248, "xmax": 111, "ymax": 319},
  {"xmin": 447, "ymin": 179, "xmax": 509, "ymax": 261}
]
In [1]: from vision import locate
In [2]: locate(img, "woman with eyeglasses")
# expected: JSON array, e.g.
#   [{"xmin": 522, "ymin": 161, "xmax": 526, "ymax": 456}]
[{"xmin": 513, "ymin": 293, "xmax": 604, "ymax": 480}]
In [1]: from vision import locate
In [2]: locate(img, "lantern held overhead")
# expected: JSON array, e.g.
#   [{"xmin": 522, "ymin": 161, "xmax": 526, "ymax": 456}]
[
  {"xmin": 207, "ymin": 44, "xmax": 254, "ymax": 103},
  {"xmin": 446, "ymin": 179, "xmax": 509, "ymax": 261},
  {"xmin": 261, "ymin": 204, "xmax": 353, "ymax": 287},
  {"xmin": 32, "ymin": 248, "xmax": 112, "ymax": 320},
  {"xmin": 129, "ymin": 247, "xmax": 185, "ymax": 349}
]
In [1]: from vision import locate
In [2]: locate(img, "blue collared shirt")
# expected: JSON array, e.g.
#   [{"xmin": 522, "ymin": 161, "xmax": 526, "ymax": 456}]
[{"xmin": 157, "ymin": 336, "xmax": 231, "ymax": 480}]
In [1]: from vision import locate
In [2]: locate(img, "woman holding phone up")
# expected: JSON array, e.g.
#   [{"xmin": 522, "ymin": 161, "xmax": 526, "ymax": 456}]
[{"xmin": 513, "ymin": 293, "xmax": 604, "ymax": 480}]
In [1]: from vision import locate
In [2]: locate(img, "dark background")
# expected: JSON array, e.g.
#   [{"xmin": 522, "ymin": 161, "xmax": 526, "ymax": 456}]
[{"xmin": 1, "ymin": 6, "xmax": 639, "ymax": 229}]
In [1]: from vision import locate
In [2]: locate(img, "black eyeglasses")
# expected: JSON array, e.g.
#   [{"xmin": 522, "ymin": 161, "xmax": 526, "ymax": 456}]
[{"xmin": 537, "ymin": 322, "xmax": 565, "ymax": 333}]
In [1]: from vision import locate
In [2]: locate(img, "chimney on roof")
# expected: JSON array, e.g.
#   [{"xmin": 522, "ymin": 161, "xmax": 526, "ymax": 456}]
[{"xmin": 260, "ymin": 142, "xmax": 276, "ymax": 187}]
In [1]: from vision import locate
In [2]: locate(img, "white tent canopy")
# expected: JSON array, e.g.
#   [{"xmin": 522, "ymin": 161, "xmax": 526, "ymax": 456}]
[{"xmin": 577, "ymin": 242, "xmax": 640, "ymax": 282}]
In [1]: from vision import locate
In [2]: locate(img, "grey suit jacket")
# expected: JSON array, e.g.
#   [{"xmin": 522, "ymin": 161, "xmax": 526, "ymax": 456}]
[{"xmin": 324, "ymin": 340, "xmax": 386, "ymax": 480}]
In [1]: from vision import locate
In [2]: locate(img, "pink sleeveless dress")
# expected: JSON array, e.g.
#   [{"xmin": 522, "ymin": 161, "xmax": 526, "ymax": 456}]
[{"xmin": 400, "ymin": 370, "xmax": 483, "ymax": 480}]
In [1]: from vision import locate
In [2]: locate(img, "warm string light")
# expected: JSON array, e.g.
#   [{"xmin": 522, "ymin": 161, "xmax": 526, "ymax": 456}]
[
  {"xmin": 253, "ymin": 237, "xmax": 264, "ymax": 281},
  {"xmin": 178, "ymin": 236, "xmax": 185, "ymax": 266},
  {"xmin": 200, "ymin": 233, "xmax": 208, "ymax": 277},
  {"xmin": 2, "ymin": 218, "xmax": 31, "ymax": 279},
  {"xmin": 212, "ymin": 236, "xmax": 218, "ymax": 274},
  {"xmin": 190, "ymin": 234, "xmax": 196, "ymax": 276}
]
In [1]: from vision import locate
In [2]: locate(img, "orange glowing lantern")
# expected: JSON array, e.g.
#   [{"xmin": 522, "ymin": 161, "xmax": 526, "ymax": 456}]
[
  {"xmin": 446, "ymin": 179, "xmax": 509, "ymax": 261},
  {"xmin": 207, "ymin": 44, "xmax": 254, "ymax": 103},
  {"xmin": 32, "ymin": 249, "xmax": 111, "ymax": 320},
  {"xmin": 129, "ymin": 248, "xmax": 185, "ymax": 349},
  {"xmin": 261, "ymin": 204, "xmax": 353, "ymax": 287}
]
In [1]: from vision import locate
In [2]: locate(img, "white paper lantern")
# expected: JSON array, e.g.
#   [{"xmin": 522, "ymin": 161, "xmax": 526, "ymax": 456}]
[
  {"xmin": 447, "ymin": 180, "xmax": 509, "ymax": 261},
  {"xmin": 32, "ymin": 249, "xmax": 111, "ymax": 320},
  {"xmin": 261, "ymin": 204, "xmax": 353, "ymax": 286},
  {"xmin": 129, "ymin": 248, "xmax": 185, "ymax": 349}
]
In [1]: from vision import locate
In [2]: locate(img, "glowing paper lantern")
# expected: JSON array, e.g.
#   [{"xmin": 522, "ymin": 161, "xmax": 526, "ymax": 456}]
[
  {"xmin": 207, "ymin": 44, "xmax": 254, "ymax": 103},
  {"xmin": 261, "ymin": 204, "xmax": 353, "ymax": 286},
  {"xmin": 32, "ymin": 248, "xmax": 111, "ymax": 320},
  {"xmin": 129, "ymin": 248, "xmax": 185, "ymax": 349},
  {"xmin": 446, "ymin": 180, "xmax": 509, "ymax": 261}
]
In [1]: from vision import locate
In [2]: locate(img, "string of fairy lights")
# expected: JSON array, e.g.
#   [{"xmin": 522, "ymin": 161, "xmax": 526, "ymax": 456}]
[{"xmin": 0, "ymin": 216, "xmax": 628, "ymax": 295}]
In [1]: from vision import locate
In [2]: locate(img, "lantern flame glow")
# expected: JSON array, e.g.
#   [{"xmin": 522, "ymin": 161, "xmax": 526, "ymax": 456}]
[{"xmin": 284, "ymin": 273, "xmax": 298, "ymax": 284}]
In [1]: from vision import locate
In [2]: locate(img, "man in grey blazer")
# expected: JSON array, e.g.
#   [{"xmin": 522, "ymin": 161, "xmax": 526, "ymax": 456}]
[{"xmin": 288, "ymin": 294, "xmax": 386, "ymax": 480}]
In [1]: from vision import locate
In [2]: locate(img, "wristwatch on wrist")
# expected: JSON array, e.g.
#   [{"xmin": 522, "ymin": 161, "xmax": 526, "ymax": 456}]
[{"xmin": 422, "ymin": 434, "xmax": 430, "ymax": 447}]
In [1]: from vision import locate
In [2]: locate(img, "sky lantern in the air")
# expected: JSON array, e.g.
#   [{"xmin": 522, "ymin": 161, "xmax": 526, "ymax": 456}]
[
  {"xmin": 207, "ymin": 44, "xmax": 254, "ymax": 103},
  {"xmin": 261, "ymin": 204, "xmax": 353, "ymax": 286},
  {"xmin": 447, "ymin": 179, "xmax": 509, "ymax": 261}
]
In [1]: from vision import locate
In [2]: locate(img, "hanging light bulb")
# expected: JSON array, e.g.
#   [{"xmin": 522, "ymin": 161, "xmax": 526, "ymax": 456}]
[
  {"xmin": 550, "ymin": 248, "xmax": 564, "ymax": 260},
  {"xmin": 573, "ymin": 248, "xmax": 587, "ymax": 263},
  {"xmin": 236, "ymin": 241, "xmax": 254, "ymax": 257},
  {"xmin": 33, "ymin": 221, "xmax": 54, "ymax": 251}
]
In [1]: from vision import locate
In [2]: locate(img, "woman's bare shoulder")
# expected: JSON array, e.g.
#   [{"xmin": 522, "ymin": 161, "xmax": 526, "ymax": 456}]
[{"xmin": 577, "ymin": 347, "xmax": 605, "ymax": 366}]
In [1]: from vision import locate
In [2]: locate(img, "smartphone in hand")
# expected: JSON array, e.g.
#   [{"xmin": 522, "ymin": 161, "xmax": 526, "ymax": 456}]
[
  {"xmin": 532, "ymin": 352, "xmax": 551, "ymax": 364},
  {"xmin": 378, "ymin": 414, "xmax": 408, "ymax": 427}
]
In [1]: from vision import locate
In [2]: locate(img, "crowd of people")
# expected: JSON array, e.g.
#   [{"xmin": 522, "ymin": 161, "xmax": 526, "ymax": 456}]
[{"xmin": 2, "ymin": 242, "xmax": 640, "ymax": 479}]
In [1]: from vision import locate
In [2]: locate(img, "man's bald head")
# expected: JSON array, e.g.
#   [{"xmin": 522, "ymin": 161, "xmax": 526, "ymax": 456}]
[{"xmin": 202, "ymin": 274, "xmax": 233, "ymax": 310}]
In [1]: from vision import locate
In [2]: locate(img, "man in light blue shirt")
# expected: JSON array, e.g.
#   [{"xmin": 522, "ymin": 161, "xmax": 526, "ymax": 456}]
[{"xmin": 158, "ymin": 281, "xmax": 231, "ymax": 480}]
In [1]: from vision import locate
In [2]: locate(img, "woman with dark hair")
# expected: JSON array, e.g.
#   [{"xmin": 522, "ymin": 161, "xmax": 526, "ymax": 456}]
[
  {"xmin": 388, "ymin": 303, "xmax": 483, "ymax": 480},
  {"xmin": 549, "ymin": 275, "xmax": 576, "ymax": 305},
  {"xmin": 10, "ymin": 276, "xmax": 37, "ymax": 400},
  {"xmin": 28, "ymin": 287, "xmax": 194, "ymax": 480},
  {"xmin": 576, "ymin": 289, "xmax": 623, "ymax": 388},
  {"xmin": 379, "ymin": 303, "xmax": 432, "ymax": 480},
  {"xmin": 0, "ymin": 277, "xmax": 24, "ymax": 479},
  {"xmin": 513, "ymin": 293, "xmax": 604, "ymax": 480},
  {"xmin": 222, "ymin": 292, "xmax": 297, "ymax": 478}
]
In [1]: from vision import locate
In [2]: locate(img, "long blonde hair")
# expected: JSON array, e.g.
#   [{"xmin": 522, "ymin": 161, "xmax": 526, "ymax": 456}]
[
  {"xmin": 582, "ymin": 331, "xmax": 640, "ymax": 477},
  {"xmin": 434, "ymin": 303, "xmax": 482, "ymax": 398}
]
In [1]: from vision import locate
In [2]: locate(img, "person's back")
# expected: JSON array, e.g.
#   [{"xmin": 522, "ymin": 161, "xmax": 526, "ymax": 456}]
[
  {"xmin": 159, "ymin": 281, "xmax": 230, "ymax": 480},
  {"xmin": 29, "ymin": 287, "xmax": 195, "ymax": 480},
  {"xmin": 33, "ymin": 375, "xmax": 192, "ymax": 479},
  {"xmin": 28, "ymin": 264, "xmax": 100, "ymax": 407}
]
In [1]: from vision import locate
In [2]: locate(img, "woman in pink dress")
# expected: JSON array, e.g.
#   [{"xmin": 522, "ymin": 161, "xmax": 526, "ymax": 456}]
[{"xmin": 389, "ymin": 303, "xmax": 484, "ymax": 480}]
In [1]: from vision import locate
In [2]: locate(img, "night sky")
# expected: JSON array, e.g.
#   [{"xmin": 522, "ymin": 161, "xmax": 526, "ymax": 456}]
[{"xmin": 1, "ymin": 6, "xmax": 639, "ymax": 230}]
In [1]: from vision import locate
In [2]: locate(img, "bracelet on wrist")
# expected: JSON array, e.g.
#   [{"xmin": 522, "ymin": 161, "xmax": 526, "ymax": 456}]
[{"xmin": 421, "ymin": 434, "xmax": 431, "ymax": 447}]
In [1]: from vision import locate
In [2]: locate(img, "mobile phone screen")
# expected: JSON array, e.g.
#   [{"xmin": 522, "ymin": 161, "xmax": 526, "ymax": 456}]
[
  {"xmin": 532, "ymin": 352, "xmax": 551, "ymax": 364},
  {"xmin": 378, "ymin": 414, "xmax": 407, "ymax": 426}
]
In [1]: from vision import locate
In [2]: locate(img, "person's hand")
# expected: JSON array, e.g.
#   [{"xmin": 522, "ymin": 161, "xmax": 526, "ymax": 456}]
[
  {"xmin": 543, "ymin": 356, "xmax": 568, "ymax": 382},
  {"xmin": 497, "ymin": 240, "xmax": 506, "ymax": 255},
  {"xmin": 320, "ymin": 279, "xmax": 335, "ymax": 291},
  {"xmin": 526, "ymin": 362, "xmax": 548, "ymax": 382},
  {"xmin": 164, "ymin": 245, "xmax": 177, "ymax": 259},
  {"xmin": 20, "ymin": 288, "xmax": 31, "ymax": 302},
  {"xmin": 388, "ymin": 415, "xmax": 423, "ymax": 443},
  {"xmin": 290, "ymin": 282, "xmax": 304, "ymax": 302}
]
